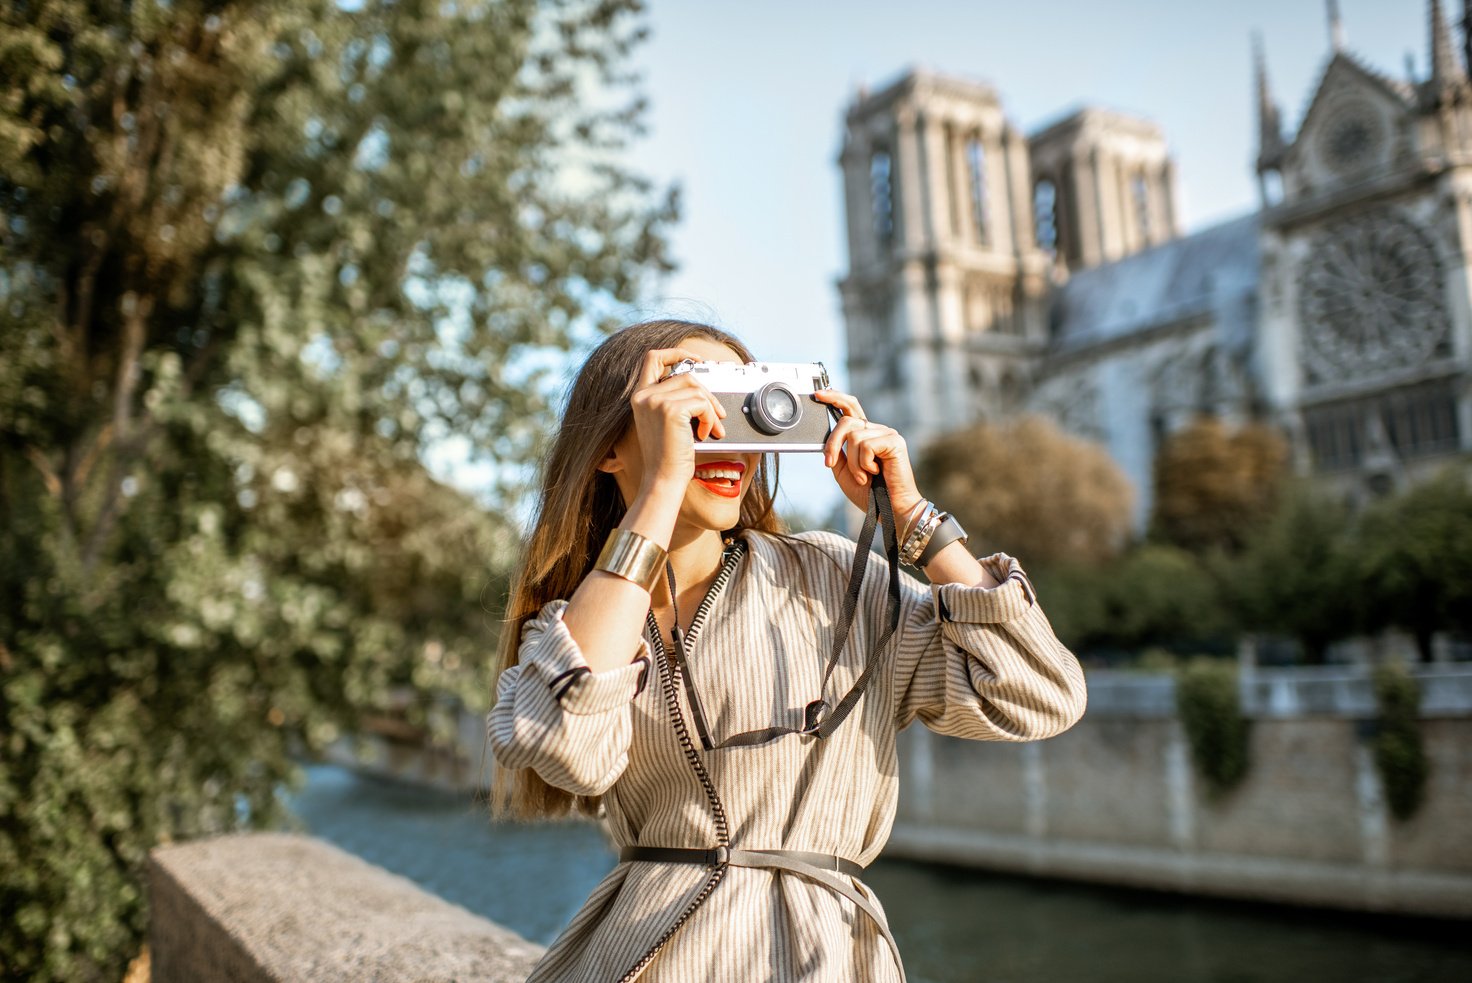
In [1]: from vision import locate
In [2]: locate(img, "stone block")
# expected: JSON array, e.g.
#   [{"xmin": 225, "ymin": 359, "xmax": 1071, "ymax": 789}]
[{"xmin": 150, "ymin": 832, "xmax": 544, "ymax": 982}]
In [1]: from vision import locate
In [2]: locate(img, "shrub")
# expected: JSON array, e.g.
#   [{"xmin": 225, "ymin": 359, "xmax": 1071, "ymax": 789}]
[
  {"xmin": 1175, "ymin": 658, "xmax": 1251, "ymax": 797},
  {"xmin": 1150, "ymin": 415, "xmax": 1291, "ymax": 554},
  {"xmin": 1372, "ymin": 664, "xmax": 1429, "ymax": 821},
  {"xmin": 1030, "ymin": 545, "xmax": 1233, "ymax": 663},
  {"xmin": 915, "ymin": 414, "xmax": 1135, "ymax": 569}
]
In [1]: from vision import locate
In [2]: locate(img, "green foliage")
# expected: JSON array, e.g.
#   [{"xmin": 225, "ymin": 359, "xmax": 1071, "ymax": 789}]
[
  {"xmin": 1032, "ymin": 544, "xmax": 1233, "ymax": 662},
  {"xmin": 1216, "ymin": 479, "xmax": 1362, "ymax": 664},
  {"xmin": 1175, "ymin": 658, "xmax": 1251, "ymax": 796},
  {"xmin": 1354, "ymin": 468, "xmax": 1472, "ymax": 662},
  {"xmin": 1371, "ymin": 664, "xmax": 1429, "ymax": 821},
  {"xmin": 1, "ymin": 1, "xmax": 673, "ymax": 979}
]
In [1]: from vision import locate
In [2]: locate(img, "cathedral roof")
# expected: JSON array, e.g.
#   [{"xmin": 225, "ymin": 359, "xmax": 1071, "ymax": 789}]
[{"xmin": 1050, "ymin": 214, "xmax": 1261, "ymax": 351}]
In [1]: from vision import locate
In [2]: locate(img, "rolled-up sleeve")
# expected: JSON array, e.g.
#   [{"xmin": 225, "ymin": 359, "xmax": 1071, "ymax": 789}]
[
  {"xmin": 892, "ymin": 552, "xmax": 1087, "ymax": 741},
  {"xmin": 487, "ymin": 599, "xmax": 651, "ymax": 796}
]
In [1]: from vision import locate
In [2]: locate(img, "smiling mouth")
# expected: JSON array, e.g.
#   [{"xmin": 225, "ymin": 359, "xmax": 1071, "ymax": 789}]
[{"xmin": 692, "ymin": 460, "xmax": 746, "ymax": 498}]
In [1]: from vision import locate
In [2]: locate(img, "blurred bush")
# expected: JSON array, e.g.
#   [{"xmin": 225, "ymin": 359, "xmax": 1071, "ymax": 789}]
[
  {"xmin": 1149, "ymin": 415, "xmax": 1290, "ymax": 554},
  {"xmin": 1354, "ymin": 471, "xmax": 1472, "ymax": 662},
  {"xmin": 915, "ymin": 414, "xmax": 1134, "ymax": 569},
  {"xmin": 1372, "ymin": 664, "xmax": 1429, "ymax": 821},
  {"xmin": 936, "ymin": 407, "xmax": 1472, "ymax": 666},
  {"xmin": 1214, "ymin": 479, "xmax": 1363, "ymax": 665},
  {"xmin": 1175, "ymin": 658, "xmax": 1250, "ymax": 797},
  {"xmin": 1032, "ymin": 545, "xmax": 1233, "ymax": 662},
  {"xmin": 0, "ymin": 0, "xmax": 674, "ymax": 979}
]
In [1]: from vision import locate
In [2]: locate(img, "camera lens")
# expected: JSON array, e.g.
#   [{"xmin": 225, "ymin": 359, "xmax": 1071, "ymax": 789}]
[{"xmin": 748, "ymin": 382, "xmax": 802, "ymax": 434}]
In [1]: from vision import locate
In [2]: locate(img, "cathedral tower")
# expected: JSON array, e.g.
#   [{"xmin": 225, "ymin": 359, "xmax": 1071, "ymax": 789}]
[
  {"xmin": 836, "ymin": 70, "xmax": 1050, "ymax": 446},
  {"xmin": 1027, "ymin": 108, "xmax": 1180, "ymax": 272}
]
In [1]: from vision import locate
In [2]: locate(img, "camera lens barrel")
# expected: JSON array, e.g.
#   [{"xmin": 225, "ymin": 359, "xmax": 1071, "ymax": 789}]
[{"xmin": 748, "ymin": 382, "xmax": 802, "ymax": 434}]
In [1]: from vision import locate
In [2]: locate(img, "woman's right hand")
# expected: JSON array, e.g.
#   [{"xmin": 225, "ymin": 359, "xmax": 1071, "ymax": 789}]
[{"xmin": 629, "ymin": 348, "xmax": 727, "ymax": 495}]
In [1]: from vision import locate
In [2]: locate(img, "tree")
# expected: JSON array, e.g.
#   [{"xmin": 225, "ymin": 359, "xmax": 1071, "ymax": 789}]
[
  {"xmin": 1220, "ymin": 479, "xmax": 1361, "ymax": 664},
  {"xmin": 1149, "ymin": 415, "xmax": 1290, "ymax": 554},
  {"xmin": 1032, "ymin": 544, "xmax": 1233, "ymax": 662},
  {"xmin": 0, "ymin": 1, "xmax": 675, "ymax": 978},
  {"xmin": 914, "ymin": 414, "xmax": 1134, "ymax": 570},
  {"xmin": 1354, "ymin": 467, "xmax": 1472, "ymax": 661}
]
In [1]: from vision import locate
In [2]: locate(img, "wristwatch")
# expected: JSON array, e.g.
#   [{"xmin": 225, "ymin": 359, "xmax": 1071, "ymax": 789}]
[{"xmin": 916, "ymin": 513, "xmax": 968, "ymax": 570}]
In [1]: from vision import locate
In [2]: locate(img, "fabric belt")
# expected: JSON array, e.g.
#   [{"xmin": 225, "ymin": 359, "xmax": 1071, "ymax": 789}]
[{"xmin": 619, "ymin": 846, "xmax": 906, "ymax": 982}]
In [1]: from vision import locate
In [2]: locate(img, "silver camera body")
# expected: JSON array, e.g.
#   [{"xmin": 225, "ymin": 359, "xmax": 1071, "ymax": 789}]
[{"xmin": 669, "ymin": 359, "xmax": 835, "ymax": 452}]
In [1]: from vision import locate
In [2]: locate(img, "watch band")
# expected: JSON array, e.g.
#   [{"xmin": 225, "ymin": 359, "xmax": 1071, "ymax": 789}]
[
  {"xmin": 916, "ymin": 513, "xmax": 968, "ymax": 570},
  {"xmin": 594, "ymin": 528, "xmax": 668, "ymax": 594}
]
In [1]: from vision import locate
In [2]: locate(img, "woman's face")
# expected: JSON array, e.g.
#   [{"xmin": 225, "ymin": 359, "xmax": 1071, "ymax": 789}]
[{"xmin": 602, "ymin": 336, "xmax": 761, "ymax": 535}]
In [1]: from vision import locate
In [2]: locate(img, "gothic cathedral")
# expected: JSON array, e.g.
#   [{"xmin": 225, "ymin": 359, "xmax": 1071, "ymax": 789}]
[{"xmin": 837, "ymin": 1, "xmax": 1472, "ymax": 527}]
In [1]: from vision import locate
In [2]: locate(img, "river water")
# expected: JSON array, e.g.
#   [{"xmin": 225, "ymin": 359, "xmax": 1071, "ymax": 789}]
[{"xmin": 281, "ymin": 764, "xmax": 1468, "ymax": 982}]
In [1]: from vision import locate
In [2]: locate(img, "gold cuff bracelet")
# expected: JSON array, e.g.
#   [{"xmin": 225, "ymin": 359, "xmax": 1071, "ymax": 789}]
[{"xmin": 595, "ymin": 528, "xmax": 668, "ymax": 594}]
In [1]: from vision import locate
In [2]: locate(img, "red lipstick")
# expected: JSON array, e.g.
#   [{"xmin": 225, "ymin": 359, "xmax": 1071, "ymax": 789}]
[{"xmin": 691, "ymin": 460, "xmax": 746, "ymax": 499}]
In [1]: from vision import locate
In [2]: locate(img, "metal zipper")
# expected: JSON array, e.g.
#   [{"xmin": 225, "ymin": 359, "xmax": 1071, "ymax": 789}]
[
  {"xmin": 618, "ymin": 539, "xmax": 746, "ymax": 983},
  {"xmin": 678, "ymin": 538, "xmax": 745, "ymax": 652}
]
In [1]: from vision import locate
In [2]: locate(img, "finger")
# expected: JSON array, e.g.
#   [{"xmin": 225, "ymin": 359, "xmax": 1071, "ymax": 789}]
[
  {"xmin": 812, "ymin": 388, "xmax": 867, "ymax": 422},
  {"xmin": 841, "ymin": 428, "xmax": 873, "ymax": 487},
  {"xmin": 704, "ymin": 385, "xmax": 727, "ymax": 422},
  {"xmin": 823, "ymin": 415, "xmax": 867, "ymax": 468},
  {"xmin": 670, "ymin": 392, "xmax": 725, "ymax": 441},
  {"xmin": 652, "ymin": 371, "xmax": 728, "ymax": 428},
  {"xmin": 852, "ymin": 428, "xmax": 897, "ymax": 477},
  {"xmin": 640, "ymin": 347, "xmax": 708, "ymax": 388},
  {"xmin": 846, "ymin": 426, "xmax": 900, "ymax": 486},
  {"xmin": 847, "ymin": 432, "xmax": 871, "ymax": 486}
]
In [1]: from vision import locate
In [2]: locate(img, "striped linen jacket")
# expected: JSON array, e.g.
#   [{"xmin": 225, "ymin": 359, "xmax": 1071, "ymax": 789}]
[{"xmin": 488, "ymin": 527, "xmax": 1088, "ymax": 981}]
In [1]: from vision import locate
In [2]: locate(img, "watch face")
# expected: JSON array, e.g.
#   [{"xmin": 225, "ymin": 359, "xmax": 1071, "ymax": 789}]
[{"xmin": 1318, "ymin": 102, "xmax": 1383, "ymax": 175}]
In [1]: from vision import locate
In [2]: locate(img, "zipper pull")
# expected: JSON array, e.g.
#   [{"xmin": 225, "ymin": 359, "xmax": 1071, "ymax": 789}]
[{"xmin": 671, "ymin": 623, "xmax": 684, "ymax": 651}]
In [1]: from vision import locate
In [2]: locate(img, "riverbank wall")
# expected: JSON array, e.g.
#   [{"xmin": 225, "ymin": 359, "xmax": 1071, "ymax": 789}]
[{"xmin": 888, "ymin": 664, "xmax": 1472, "ymax": 917}]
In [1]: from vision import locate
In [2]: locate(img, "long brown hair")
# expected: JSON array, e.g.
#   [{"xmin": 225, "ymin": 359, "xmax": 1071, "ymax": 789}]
[{"xmin": 488, "ymin": 319, "xmax": 786, "ymax": 821}]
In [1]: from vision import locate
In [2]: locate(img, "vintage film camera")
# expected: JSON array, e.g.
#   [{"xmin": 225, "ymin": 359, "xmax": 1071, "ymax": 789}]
[{"xmin": 668, "ymin": 359, "xmax": 835, "ymax": 452}]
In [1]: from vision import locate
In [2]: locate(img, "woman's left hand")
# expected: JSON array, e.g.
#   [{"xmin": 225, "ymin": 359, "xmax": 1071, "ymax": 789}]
[{"xmin": 812, "ymin": 389, "xmax": 925, "ymax": 520}]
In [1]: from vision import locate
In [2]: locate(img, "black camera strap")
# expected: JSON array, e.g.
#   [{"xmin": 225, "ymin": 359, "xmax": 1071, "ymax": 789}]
[{"xmin": 660, "ymin": 472, "xmax": 903, "ymax": 751}]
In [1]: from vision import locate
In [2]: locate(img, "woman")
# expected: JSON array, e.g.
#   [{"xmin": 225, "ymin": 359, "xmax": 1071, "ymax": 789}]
[{"xmin": 487, "ymin": 319, "xmax": 1087, "ymax": 982}]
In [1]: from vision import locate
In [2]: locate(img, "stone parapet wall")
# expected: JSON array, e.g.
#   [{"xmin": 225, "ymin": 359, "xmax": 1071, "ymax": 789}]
[
  {"xmin": 889, "ymin": 665, "xmax": 1472, "ymax": 917},
  {"xmin": 149, "ymin": 833, "xmax": 544, "ymax": 982}
]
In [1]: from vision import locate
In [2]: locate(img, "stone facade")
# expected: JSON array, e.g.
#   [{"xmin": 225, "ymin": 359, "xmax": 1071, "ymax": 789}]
[{"xmin": 837, "ymin": 2, "xmax": 1472, "ymax": 527}]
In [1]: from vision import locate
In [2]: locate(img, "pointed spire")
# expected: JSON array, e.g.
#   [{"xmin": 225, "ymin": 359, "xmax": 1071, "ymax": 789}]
[
  {"xmin": 1327, "ymin": 0, "xmax": 1346, "ymax": 52},
  {"xmin": 1254, "ymin": 32, "xmax": 1285, "ymax": 172},
  {"xmin": 1429, "ymin": 0, "xmax": 1465, "ymax": 87}
]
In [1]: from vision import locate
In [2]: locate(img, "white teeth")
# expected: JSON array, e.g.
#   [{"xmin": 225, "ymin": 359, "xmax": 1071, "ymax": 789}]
[{"xmin": 694, "ymin": 467, "xmax": 742, "ymax": 480}]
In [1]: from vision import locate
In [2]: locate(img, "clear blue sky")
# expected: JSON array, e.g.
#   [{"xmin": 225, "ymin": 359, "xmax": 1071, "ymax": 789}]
[{"xmin": 612, "ymin": 0, "xmax": 1428, "ymax": 517}]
